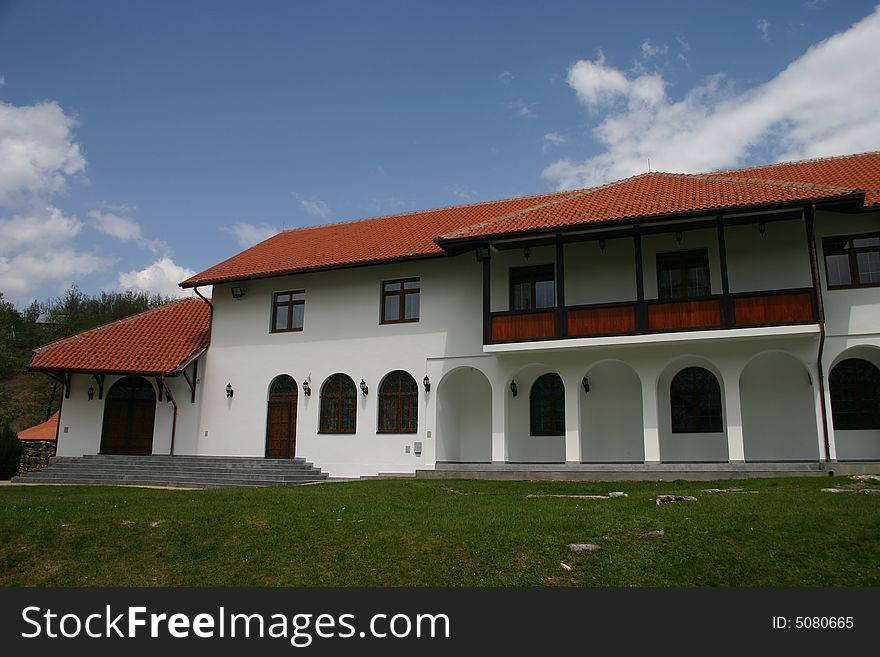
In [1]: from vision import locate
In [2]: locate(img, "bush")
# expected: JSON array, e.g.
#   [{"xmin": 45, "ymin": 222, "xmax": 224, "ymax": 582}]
[{"xmin": 0, "ymin": 425, "xmax": 23, "ymax": 479}]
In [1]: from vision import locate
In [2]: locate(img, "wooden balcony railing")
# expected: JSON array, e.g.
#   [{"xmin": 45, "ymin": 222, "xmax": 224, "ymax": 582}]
[{"xmin": 488, "ymin": 288, "xmax": 817, "ymax": 344}]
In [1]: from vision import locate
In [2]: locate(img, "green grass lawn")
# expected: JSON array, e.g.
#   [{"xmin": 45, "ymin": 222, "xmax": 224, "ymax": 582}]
[{"xmin": 1, "ymin": 477, "xmax": 878, "ymax": 586}]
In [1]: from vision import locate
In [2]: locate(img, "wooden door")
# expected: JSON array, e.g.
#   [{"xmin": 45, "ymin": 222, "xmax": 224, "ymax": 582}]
[
  {"xmin": 100, "ymin": 376, "xmax": 156, "ymax": 455},
  {"xmin": 266, "ymin": 376, "xmax": 297, "ymax": 459}
]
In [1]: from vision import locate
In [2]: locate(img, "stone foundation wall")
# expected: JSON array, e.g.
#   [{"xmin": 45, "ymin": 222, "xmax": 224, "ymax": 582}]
[{"xmin": 18, "ymin": 441, "xmax": 56, "ymax": 474}]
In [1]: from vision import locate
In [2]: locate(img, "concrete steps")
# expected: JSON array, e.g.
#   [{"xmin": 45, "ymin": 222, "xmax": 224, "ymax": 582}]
[{"xmin": 12, "ymin": 454, "xmax": 329, "ymax": 488}]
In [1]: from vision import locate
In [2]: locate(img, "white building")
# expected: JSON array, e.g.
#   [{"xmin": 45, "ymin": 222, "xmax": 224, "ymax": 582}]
[{"xmin": 28, "ymin": 152, "xmax": 880, "ymax": 479}]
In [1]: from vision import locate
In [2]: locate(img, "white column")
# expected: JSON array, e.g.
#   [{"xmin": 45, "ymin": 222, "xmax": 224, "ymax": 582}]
[
  {"xmin": 564, "ymin": 379, "xmax": 581, "ymax": 464},
  {"xmin": 641, "ymin": 375, "xmax": 660, "ymax": 463},
  {"xmin": 491, "ymin": 379, "xmax": 507, "ymax": 463},
  {"xmin": 722, "ymin": 368, "xmax": 745, "ymax": 462}
]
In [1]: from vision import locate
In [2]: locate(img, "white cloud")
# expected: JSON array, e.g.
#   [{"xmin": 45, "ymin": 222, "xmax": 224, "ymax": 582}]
[
  {"xmin": 757, "ymin": 19, "xmax": 771, "ymax": 42},
  {"xmin": 297, "ymin": 196, "xmax": 331, "ymax": 218},
  {"xmin": 88, "ymin": 207, "xmax": 166, "ymax": 253},
  {"xmin": 0, "ymin": 75, "xmax": 5, "ymax": 87},
  {"xmin": 0, "ymin": 100, "xmax": 85, "ymax": 207},
  {"xmin": 506, "ymin": 99, "xmax": 537, "ymax": 119},
  {"xmin": 640, "ymin": 39, "xmax": 669, "ymax": 59},
  {"xmin": 543, "ymin": 132, "xmax": 567, "ymax": 146},
  {"xmin": 0, "ymin": 248, "xmax": 105, "ymax": 297},
  {"xmin": 222, "ymin": 222, "xmax": 279, "ymax": 248},
  {"xmin": 451, "ymin": 186, "xmax": 477, "ymax": 201},
  {"xmin": 117, "ymin": 257, "xmax": 195, "ymax": 298},
  {"xmin": 0, "ymin": 206, "xmax": 82, "ymax": 255},
  {"xmin": 499, "ymin": 71, "xmax": 514, "ymax": 83},
  {"xmin": 543, "ymin": 7, "xmax": 880, "ymax": 189}
]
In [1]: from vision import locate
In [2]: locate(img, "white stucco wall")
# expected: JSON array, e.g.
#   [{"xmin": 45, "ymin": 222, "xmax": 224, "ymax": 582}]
[
  {"xmin": 725, "ymin": 219, "xmax": 813, "ymax": 293},
  {"xmin": 436, "ymin": 367, "xmax": 492, "ymax": 462},
  {"xmin": 579, "ymin": 360, "xmax": 644, "ymax": 462},
  {"xmin": 565, "ymin": 239, "xmax": 637, "ymax": 306}
]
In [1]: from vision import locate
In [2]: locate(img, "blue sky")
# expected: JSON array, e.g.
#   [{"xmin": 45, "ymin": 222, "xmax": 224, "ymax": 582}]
[{"xmin": 1, "ymin": 0, "xmax": 879, "ymax": 305}]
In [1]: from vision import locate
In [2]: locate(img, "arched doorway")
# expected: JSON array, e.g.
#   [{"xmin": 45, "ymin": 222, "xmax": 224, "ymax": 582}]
[
  {"xmin": 580, "ymin": 361, "xmax": 644, "ymax": 463},
  {"xmin": 100, "ymin": 376, "xmax": 156, "ymax": 455},
  {"xmin": 266, "ymin": 375, "xmax": 298, "ymax": 459},
  {"xmin": 437, "ymin": 368, "xmax": 492, "ymax": 463}
]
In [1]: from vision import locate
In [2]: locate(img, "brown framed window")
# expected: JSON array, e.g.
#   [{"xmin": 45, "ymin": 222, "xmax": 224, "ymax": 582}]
[
  {"xmin": 829, "ymin": 358, "xmax": 880, "ymax": 430},
  {"xmin": 271, "ymin": 290, "xmax": 305, "ymax": 332},
  {"xmin": 510, "ymin": 265, "xmax": 555, "ymax": 311},
  {"xmin": 657, "ymin": 250, "xmax": 711, "ymax": 300},
  {"xmin": 670, "ymin": 367, "xmax": 723, "ymax": 433},
  {"xmin": 319, "ymin": 373, "xmax": 357, "ymax": 433},
  {"xmin": 381, "ymin": 278, "xmax": 420, "ymax": 323},
  {"xmin": 378, "ymin": 370, "xmax": 417, "ymax": 433},
  {"xmin": 530, "ymin": 373, "xmax": 564, "ymax": 436},
  {"xmin": 823, "ymin": 233, "xmax": 880, "ymax": 289}
]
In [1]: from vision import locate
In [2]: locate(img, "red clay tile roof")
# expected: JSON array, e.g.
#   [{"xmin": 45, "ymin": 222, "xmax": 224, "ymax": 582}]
[
  {"xmin": 180, "ymin": 191, "xmax": 573, "ymax": 287},
  {"xmin": 182, "ymin": 151, "xmax": 879, "ymax": 286},
  {"xmin": 720, "ymin": 151, "xmax": 880, "ymax": 206},
  {"xmin": 17, "ymin": 412, "xmax": 59, "ymax": 441},
  {"xmin": 28, "ymin": 298, "xmax": 210, "ymax": 375},
  {"xmin": 436, "ymin": 172, "xmax": 861, "ymax": 242}
]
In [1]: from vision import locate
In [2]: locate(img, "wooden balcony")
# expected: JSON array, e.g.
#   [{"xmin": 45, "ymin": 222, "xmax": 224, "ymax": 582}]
[{"xmin": 488, "ymin": 288, "xmax": 817, "ymax": 343}]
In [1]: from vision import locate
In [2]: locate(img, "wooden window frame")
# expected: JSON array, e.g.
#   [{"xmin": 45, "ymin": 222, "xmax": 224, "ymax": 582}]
[
  {"xmin": 270, "ymin": 290, "xmax": 305, "ymax": 333},
  {"xmin": 529, "ymin": 373, "xmax": 565, "ymax": 436},
  {"xmin": 509, "ymin": 264, "xmax": 556, "ymax": 311},
  {"xmin": 318, "ymin": 374, "xmax": 357, "ymax": 434},
  {"xmin": 822, "ymin": 232, "xmax": 880, "ymax": 290},
  {"xmin": 670, "ymin": 367, "xmax": 723, "ymax": 434},
  {"xmin": 377, "ymin": 370, "xmax": 418, "ymax": 433},
  {"xmin": 829, "ymin": 358, "xmax": 880, "ymax": 430},
  {"xmin": 380, "ymin": 278, "xmax": 420, "ymax": 324},
  {"xmin": 656, "ymin": 249, "xmax": 712, "ymax": 301}
]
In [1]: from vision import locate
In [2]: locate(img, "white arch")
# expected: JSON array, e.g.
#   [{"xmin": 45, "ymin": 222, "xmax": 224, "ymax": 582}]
[
  {"xmin": 436, "ymin": 367, "xmax": 492, "ymax": 463},
  {"xmin": 506, "ymin": 363, "xmax": 565, "ymax": 464},
  {"xmin": 580, "ymin": 359, "xmax": 644, "ymax": 463},
  {"xmin": 740, "ymin": 350, "xmax": 819, "ymax": 462},
  {"xmin": 657, "ymin": 356, "xmax": 728, "ymax": 463},
  {"xmin": 828, "ymin": 346, "xmax": 880, "ymax": 461}
]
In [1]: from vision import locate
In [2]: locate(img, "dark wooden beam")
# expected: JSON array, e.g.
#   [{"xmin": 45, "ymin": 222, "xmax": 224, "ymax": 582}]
[
  {"xmin": 155, "ymin": 377, "xmax": 164, "ymax": 402},
  {"xmin": 804, "ymin": 203, "xmax": 825, "ymax": 323},
  {"xmin": 716, "ymin": 216, "xmax": 732, "ymax": 327},
  {"xmin": 91, "ymin": 373, "xmax": 104, "ymax": 400},
  {"xmin": 183, "ymin": 358, "xmax": 198, "ymax": 404},
  {"xmin": 555, "ymin": 234, "xmax": 566, "ymax": 338}
]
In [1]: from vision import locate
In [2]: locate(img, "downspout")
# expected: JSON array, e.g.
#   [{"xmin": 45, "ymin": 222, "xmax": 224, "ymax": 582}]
[
  {"xmin": 805, "ymin": 202, "xmax": 831, "ymax": 463},
  {"xmin": 160, "ymin": 375, "xmax": 178, "ymax": 456}
]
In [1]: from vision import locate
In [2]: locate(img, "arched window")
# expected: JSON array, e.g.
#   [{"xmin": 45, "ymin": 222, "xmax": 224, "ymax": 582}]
[
  {"xmin": 320, "ymin": 374, "xmax": 357, "ymax": 433},
  {"xmin": 670, "ymin": 367, "xmax": 723, "ymax": 433},
  {"xmin": 378, "ymin": 371, "xmax": 417, "ymax": 433},
  {"xmin": 830, "ymin": 358, "xmax": 880, "ymax": 430},
  {"xmin": 530, "ymin": 373, "xmax": 564, "ymax": 436}
]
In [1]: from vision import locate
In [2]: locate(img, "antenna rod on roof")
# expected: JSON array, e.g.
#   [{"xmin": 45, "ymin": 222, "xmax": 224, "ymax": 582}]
[{"xmin": 647, "ymin": 158, "xmax": 651, "ymax": 172}]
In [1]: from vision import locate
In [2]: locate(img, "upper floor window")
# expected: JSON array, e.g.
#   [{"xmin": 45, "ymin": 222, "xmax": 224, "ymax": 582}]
[
  {"xmin": 510, "ymin": 265, "xmax": 555, "ymax": 311},
  {"xmin": 657, "ymin": 250, "xmax": 711, "ymax": 300},
  {"xmin": 271, "ymin": 291, "xmax": 305, "ymax": 332},
  {"xmin": 823, "ymin": 233, "xmax": 880, "ymax": 289},
  {"xmin": 381, "ymin": 278, "xmax": 420, "ymax": 323}
]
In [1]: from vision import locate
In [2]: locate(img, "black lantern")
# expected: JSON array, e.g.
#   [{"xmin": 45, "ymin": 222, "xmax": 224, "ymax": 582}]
[
  {"xmin": 87, "ymin": 385, "xmax": 95, "ymax": 401},
  {"xmin": 360, "ymin": 379, "xmax": 369, "ymax": 396},
  {"xmin": 423, "ymin": 375, "xmax": 431, "ymax": 393},
  {"xmin": 303, "ymin": 380, "xmax": 311, "ymax": 396},
  {"xmin": 599, "ymin": 238, "xmax": 606, "ymax": 253},
  {"xmin": 510, "ymin": 380, "xmax": 518, "ymax": 397},
  {"xmin": 582, "ymin": 376, "xmax": 590, "ymax": 394},
  {"xmin": 230, "ymin": 286, "xmax": 245, "ymax": 298},
  {"xmin": 475, "ymin": 245, "xmax": 491, "ymax": 262},
  {"xmin": 758, "ymin": 222, "xmax": 766, "ymax": 237},
  {"xmin": 226, "ymin": 382, "xmax": 234, "ymax": 398},
  {"xmin": 675, "ymin": 230, "xmax": 683, "ymax": 245}
]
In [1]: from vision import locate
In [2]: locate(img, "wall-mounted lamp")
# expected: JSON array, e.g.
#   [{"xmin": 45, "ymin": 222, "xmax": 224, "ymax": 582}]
[
  {"xmin": 510, "ymin": 380, "xmax": 518, "ymax": 397},
  {"xmin": 423, "ymin": 375, "xmax": 431, "ymax": 393},
  {"xmin": 598, "ymin": 238, "xmax": 606, "ymax": 253},
  {"xmin": 758, "ymin": 222, "xmax": 766, "ymax": 238},
  {"xmin": 475, "ymin": 245, "xmax": 491, "ymax": 262},
  {"xmin": 675, "ymin": 230, "xmax": 683, "ymax": 245},
  {"xmin": 226, "ymin": 382, "xmax": 234, "ymax": 398},
  {"xmin": 87, "ymin": 385, "xmax": 95, "ymax": 401},
  {"xmin": 523, "ymin": 246, "xmax": 531, "ymax": 261},
  {"xmin": 360, "ymin": 379, "xmax": 369, "ymax": 396},
  {"xmin": 302, "ymin": 380, "xmax": 311, "ymax": 396},
  {"xmin": 582, "ymin": 376, "xmax": 590, "ymax": 394},
  {"xmin": 230, "ymin": 286, "xmax": 245, "ymax": 299}
]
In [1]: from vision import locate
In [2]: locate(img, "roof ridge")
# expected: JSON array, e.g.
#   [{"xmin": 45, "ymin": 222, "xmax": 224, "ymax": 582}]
[
  {"xmin": 32, "ymin": 297, "xmax": 202, "ymax": 356},
  {"xmin": 672, "ymin": 172, "xmax": 858, "ymax": 194},
  {"xmin": 438, "ymin": 172, "xmax": 654, "ymax": 241},
  {"xmin": 708, "ymin": 150, "xmax": 880, "ymax": 176}
]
